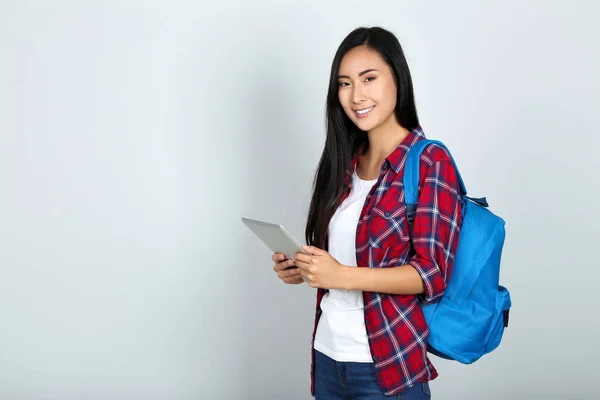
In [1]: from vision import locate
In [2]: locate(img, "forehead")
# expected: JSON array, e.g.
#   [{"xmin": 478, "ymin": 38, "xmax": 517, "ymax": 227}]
[{"xmin": 338, "ymin": 46, "xmax": 387, "ymax": 75}]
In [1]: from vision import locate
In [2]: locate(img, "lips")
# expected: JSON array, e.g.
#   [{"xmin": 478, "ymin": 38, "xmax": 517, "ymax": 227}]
[{"xmin": 354, "ymin": 105, "xmax": 375, "ymax": 118}]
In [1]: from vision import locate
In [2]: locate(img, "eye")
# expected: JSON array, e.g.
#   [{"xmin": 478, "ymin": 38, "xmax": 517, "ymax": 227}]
[
  {"xmin": 364, "ymin": 76, "xmax": 376, "ymax": 83},
  {"xmin": 338, "ymin": 81, "xmax": 350, "ymax": 87}
]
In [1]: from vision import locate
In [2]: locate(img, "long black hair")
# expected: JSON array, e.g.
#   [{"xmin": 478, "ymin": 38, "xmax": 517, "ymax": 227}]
[{"xmin": 305, "ymin": 26, "xmax": 420, "ymax": 248}]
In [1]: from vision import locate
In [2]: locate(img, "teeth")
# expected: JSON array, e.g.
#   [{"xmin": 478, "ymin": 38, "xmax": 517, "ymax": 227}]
[{"xmin": 356, "ymin": 106, "xmax": 374, "ymax": 115}]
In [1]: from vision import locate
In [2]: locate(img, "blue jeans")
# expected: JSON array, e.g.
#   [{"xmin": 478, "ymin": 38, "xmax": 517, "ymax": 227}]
[{"xmin": 314, "ymin": 350, "xmax": 431, "ymax": 400}]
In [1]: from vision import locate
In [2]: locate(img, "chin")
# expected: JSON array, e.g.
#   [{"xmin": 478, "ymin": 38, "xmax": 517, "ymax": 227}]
[{"xmin": 354, "ymin": 119, "xmax": 379, "ymax": 132}]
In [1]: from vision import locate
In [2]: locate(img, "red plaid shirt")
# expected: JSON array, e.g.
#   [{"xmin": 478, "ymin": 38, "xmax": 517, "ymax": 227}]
[{"xmin": 310, "ymin": 127, "xmax": 462, "ymax": 396}]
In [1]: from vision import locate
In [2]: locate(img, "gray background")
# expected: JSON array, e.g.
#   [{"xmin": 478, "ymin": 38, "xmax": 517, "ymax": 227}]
[{"xmin": 1, "ymin": 0, "xmax": 599, "ymax": 399}]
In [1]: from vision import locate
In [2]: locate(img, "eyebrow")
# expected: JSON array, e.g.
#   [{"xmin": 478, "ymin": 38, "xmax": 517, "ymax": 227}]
[{"xmin": 337, "ymin": 68, "xmax": 378, "ymax": 80}]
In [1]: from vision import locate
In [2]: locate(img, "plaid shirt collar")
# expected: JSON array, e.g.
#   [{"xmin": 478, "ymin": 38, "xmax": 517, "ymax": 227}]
[{"xmin": 346, "ymin": 125, "xmax": 426, "ymax": 183}]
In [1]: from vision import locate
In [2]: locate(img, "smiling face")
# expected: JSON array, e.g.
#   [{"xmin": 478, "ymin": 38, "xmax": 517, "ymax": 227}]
[{"xmin": 337, "ymin": 45, "xmax": 399, "ymax": 133}]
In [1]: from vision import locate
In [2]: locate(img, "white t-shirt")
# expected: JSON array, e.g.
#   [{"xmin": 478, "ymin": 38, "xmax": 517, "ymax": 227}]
[{"xmin": 313, "ymin": 170, "xmax": 377, "ymax": 363}]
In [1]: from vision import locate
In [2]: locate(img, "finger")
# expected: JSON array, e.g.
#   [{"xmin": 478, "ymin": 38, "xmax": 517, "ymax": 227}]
[
  {"xmin": 298, "ymin": 270, "xmax": 314, "ymax": 286},
  {"xmin": 294, "ymin": 252, "xmax": 311, "ymax": 263},
  {"xmin": 273, "ymin": 259, "xmax": 295, "ymax": 272},
  {"xmin": 278, "ymin": 267, "xmax": 301, "ymax": 279},
  {"xmin": 295, "ymin": 259, "xmax": 312, "ymax": 271},
  {"xmin": 279, "ymin": 259, "xmax": 296, "ymax": 271},
  {"xmin": 271, "ymin": 253, "xmax": 285, "ymax": 262},
  {"xmin": 296, "ymin": 255, "xmax": 319, "ymax": 267},
  {"xmin": 283, "ymin": 276, "xmax": 303, "ymax": 285},
  {"xmin": 298, "ymin": 267, "xmax": 312, "ymax": 280},
  {"xmin": 302, "ymin": 245, "xmax": 325, "ymax": 256}
]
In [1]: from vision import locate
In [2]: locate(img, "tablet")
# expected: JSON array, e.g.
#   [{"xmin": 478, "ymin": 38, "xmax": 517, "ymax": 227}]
[
  {"xmin": 241, "ymin": 217, "xmax": 308, "ymax": 281},
  {"xmin": 241, "ymin": 217, "xmax": 306, "ymax": 262}
]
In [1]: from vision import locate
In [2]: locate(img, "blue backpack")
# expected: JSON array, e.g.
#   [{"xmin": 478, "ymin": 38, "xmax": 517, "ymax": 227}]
[{"xmin": 404, "ymin": 139, "xmax": 511, "ymax": 364}]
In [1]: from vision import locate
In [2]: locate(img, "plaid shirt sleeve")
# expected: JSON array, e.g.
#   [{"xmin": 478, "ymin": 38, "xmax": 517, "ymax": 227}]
[{"xmin": 407, "ymin": 154, "xmax": 462, "ymax": 303}]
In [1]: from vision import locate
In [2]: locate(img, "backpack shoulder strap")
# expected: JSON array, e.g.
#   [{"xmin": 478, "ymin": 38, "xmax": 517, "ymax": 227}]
[{"xmin": 404, "ymin": 140, "xmax": 467, "ymax": 223}]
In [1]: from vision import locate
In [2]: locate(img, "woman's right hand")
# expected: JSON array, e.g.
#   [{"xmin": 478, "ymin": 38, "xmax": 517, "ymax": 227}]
[{"xmin": 272, "ymin": 253, "xmax": 304, "ymax": 285}]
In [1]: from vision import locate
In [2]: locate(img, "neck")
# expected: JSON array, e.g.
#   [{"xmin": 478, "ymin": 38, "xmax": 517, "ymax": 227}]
[{"xmin": 364, "ymin": 117, "xmax": 409, "ymax": 163}]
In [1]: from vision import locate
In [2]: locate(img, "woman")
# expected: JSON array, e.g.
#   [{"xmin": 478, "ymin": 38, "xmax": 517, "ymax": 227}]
[{"xmin": 272, "ymin": 26, "xmax": 462, "ymax": 399}]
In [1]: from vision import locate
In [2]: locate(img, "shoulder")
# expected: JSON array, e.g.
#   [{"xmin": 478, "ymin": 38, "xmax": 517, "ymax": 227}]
[
  {"xmin": 414, "ymin": 140, "xmax": 461, "ymax": 185},
  {"xmin": 418, "ymin": 141, "xmax": 454, "ymax": 168}
]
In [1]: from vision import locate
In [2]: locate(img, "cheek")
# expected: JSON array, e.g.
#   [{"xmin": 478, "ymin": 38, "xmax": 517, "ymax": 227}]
[
  {"xmin": 387, "ymin": 84, "xmax": 398, "ymax": 105},
  {"xmin": 377, "ymin": 87, "xmax": 397, "ymax": 115},
  {"xmin": 387, "ymin": 88, "xmax": 398, "ymax": 106}
]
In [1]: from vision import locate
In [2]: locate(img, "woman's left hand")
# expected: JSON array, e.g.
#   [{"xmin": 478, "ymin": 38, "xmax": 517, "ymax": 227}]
[{"xmin": 294, "ymin": 245, "xmax": 347, "ymax": 289}]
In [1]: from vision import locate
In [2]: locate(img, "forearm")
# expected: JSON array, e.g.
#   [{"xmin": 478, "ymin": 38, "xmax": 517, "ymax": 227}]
[{"xmin": 341, "ymin": 264, "xmax": 425, "ymax": 295}]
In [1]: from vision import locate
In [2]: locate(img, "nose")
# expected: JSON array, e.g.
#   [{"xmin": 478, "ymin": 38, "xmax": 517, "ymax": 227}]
[{"xmin": 352, "ymin": 84, "xmax": 366, "ymax": 104}]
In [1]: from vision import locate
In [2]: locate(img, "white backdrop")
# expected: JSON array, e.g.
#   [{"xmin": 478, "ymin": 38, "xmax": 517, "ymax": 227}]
[{"xmin": 1, "ymin": 1, "xmax": 599, "ymax": 399}]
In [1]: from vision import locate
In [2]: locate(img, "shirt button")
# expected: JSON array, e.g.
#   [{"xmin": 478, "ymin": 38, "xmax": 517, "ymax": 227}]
[
  {"xmin": 384, "ymin": 212, "xmax": 390, "ymax": 217},
  {"xmin": 365, "ymin": 319, "xmax": 370, "ymax": 325},
  {"xmin": 373, "ymin": 356, "xmax": 378, "ymax": 361}
]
